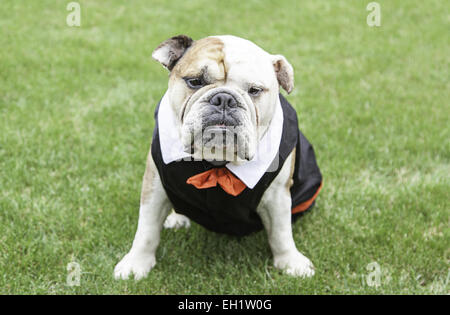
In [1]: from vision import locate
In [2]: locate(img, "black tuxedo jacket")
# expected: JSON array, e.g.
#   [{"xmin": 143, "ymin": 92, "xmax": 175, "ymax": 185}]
[{"xmin": 151, "ymin": 95, "xmax": 322, "ymax": 236}]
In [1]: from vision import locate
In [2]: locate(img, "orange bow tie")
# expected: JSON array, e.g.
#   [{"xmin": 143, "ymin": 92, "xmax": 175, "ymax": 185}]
[{"xmin": 186, "ymin": 167, "xmax": 246, "ymax": 196}]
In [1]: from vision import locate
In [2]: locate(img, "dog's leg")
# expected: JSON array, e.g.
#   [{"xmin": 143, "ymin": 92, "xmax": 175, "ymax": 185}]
[
  {"xmin": 257, "ymin": 150, "xmax": 315, "ymax": 277},
  {"xmin": 114, "ymin": 153, "xmax": 171, "ymax": 280},
  {"xmin": 164, "ymin": 211, "xmax": 191, "ymax": 229}
]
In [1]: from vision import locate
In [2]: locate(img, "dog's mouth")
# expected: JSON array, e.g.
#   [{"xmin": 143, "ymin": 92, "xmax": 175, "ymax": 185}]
[
  {"xmin": 185, "ymin": 124, "xmax": 248, "ymax": 161},
  {"xmin": 204, "ymin": 123, "xmax": 236, "ymax": 135},
  {"xmin": 205, "ymin": 124, "xmax": 229, "ymax": 131},
  {"xmin": 201, "ymin": 107, "xmax": 242, "ymax": 129},
  {"xmin": 209, "ymin": 123, "xmax": 226, "ymax": 128},
  {"xmin": 187, "ymin": 126, "xmax": 239, "ymax": 149},
  {"xmin": 203, "ymin": 127, "xmax": 239, "ymax": 145}
]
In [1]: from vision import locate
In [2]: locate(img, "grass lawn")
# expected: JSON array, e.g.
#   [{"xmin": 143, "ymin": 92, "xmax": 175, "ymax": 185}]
[{"xmin": 0, "ymin": 0, "xmax": 448, "ymax": 294}]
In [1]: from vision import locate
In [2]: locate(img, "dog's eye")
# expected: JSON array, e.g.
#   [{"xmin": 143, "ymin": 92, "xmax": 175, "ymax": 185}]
[
  {"xmin": 248, "ymin": 87, "xmax": 263, "ymax": 96},
  {"xmin": 185, "ymin": 77, "xmax": 205, "ymax": 89}
]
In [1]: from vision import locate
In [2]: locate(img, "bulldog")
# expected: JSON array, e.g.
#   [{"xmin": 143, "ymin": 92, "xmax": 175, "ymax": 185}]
[{"xmin": 114, "ymin": 35, "xmax": 322, "ymax": 280}]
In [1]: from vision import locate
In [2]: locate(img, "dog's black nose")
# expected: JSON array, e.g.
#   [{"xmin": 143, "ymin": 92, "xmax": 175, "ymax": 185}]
[{"xmin": 209, "ymin": 93, "xmax": 237, "ymax": 108}]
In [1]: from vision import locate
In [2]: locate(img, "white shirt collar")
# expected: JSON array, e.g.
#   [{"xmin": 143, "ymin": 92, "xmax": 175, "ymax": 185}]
[{"xmin": 157, "ymin": 92, "xmax": 283, "ymax": 189}]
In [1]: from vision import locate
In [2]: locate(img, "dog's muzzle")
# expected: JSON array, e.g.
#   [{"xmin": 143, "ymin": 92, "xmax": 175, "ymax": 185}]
[
  {"xmin": 202, "ymin": 91, "xmax": 242, "ymax": 131},
  {"xmin": 183, "ymin": 88, "xmax": 255, "ymax": 162}
]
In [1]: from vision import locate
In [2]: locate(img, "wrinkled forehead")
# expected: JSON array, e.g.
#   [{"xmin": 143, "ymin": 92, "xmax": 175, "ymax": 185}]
[{"xmin": 171, "ymin": 35, "xmax": 276, "ymax": 87}]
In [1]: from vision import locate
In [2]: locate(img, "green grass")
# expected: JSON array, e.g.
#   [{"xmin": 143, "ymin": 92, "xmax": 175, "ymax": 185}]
[{"xmin": 0, "ymin": 0, "xmax": 449, "ymax": 294}]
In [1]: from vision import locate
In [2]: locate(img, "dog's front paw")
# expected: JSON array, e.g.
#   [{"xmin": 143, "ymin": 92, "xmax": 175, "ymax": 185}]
[
  {"xmin": 274, "ymin": 251, "xmax": 315, "ymax": 278},
  {"xmin": 164, "ymin": 212, "xmax": 191, "ymax": 229},
  {"xmin": 114, "ymin": 252, "xmax": 156, "ymax": 280}
]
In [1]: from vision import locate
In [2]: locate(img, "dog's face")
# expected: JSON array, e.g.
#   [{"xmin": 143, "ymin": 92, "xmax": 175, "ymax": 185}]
[{"xmin": 152, "ymin": 35, "xmax": 294, "ymax": 162}]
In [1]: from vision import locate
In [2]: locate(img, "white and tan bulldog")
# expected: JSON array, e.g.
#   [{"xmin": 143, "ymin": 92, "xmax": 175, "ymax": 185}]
[{"xmin": 114, "ymin": 35, "xmax": 320, "ymax": 280}]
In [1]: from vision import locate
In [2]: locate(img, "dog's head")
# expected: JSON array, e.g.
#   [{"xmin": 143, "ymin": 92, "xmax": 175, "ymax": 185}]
[{"xmin": 152, "ymin": 35, "xmax": 294, "ymax": 162}]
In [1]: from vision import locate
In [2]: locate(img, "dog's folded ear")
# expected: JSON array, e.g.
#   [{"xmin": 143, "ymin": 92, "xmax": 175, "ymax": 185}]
[
  {"xmin": 272, "ymin": 54, "xmax": 294, "ymax": 94},
  {"xmin": 152, "ymin": 35, "xmax": 193, "ymax": 71}
]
